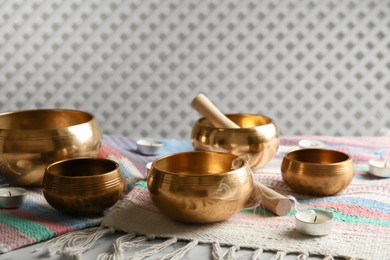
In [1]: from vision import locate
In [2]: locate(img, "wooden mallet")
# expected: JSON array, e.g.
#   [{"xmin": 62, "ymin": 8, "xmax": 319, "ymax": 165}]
[{"xmin": 192, "ymin": 93, "xmax": 292, "ymax": 216}]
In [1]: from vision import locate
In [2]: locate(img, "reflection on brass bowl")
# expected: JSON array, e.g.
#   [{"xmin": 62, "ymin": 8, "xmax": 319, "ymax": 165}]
[
  {"xmin": 43, "ymin": 158, "xmax": 125, "ymax": 215},
  {"xmin": 191, "ymin": 114, "xmax": 279, "ymax": 169},
  {"xmin": 0, "ymin": 109, "xmax": 101, "ymax": 186},
  {"xmin": 281, "ymin": 149, "xmax": 354, "ymax": 196},
  {"xmin": 147, "ymin": 151, "xmax": 253, "ymax": 223}
]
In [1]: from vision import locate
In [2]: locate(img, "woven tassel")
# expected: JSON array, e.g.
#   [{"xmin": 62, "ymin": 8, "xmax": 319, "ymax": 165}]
[
  {"xmin": 35, "ymin": 227, "xmax": 113, "ymax": 258},
  {"xmin": 161, "ymin": 240, "xmax": 199, "ymax": 260},
  {"xmin": 212, "ymin": 242, "xmax": 224, "ymax": 260},
  {"xmin": 251, "ymin": 248, "xmax": 263, "ymax": 260},
  {"xmin": 97, "ymin": 233, "xmax": 139, "ymax": 260},
  {"xmin": 271, "ymin": 250, "xmax": 286, "ymax": 260},
  {"xmin": 225, "ymin": 245, "xmax": 239, "ymax": 260},
  {"xmin": 297, "ymin": 252, "xmax": 309, "ymax": 260},
  {"xmin": 128, "ymin": 237, "xmax": 177, "ymax": 260}
]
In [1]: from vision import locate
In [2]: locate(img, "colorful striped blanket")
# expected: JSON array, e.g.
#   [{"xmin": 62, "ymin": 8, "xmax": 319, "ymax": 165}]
[{"xmin": 1, "ymin": 135, "xmax": 390, "ymax": 259}]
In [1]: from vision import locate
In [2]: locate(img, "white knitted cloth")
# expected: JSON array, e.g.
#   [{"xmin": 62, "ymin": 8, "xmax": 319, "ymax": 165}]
[{"xmin": 99, "ymin": 184, "xmax": 390, "ymax": 260}]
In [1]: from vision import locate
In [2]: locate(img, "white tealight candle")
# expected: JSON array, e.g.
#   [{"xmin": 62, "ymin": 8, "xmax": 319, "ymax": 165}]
[
  {"xmin": 136, "ymin": 139, "xmax": 163, "ymax": 155},
  {"xmin": 298, "ymin": 139, "xmax": 326, "ymax": 149},
  {"xmin": 295, "ymin": 209, "xmax": 333, "ymax": 236},
  {"xmin": 0, "ymin": 187, "xmax": 26, "ymax": 209},
  {"xmin": 369, "ymin": 159, "xmax": 390, "ymax": 178}
]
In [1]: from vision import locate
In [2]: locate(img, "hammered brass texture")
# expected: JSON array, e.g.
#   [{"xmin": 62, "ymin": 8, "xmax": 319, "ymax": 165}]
[
  {"xmin": 281, "ymin": 148, "xmax": 354, "ymax": 196},
  {"xmin": 0, "ymin": 109, "xmax": 101, "ymax": 186},
  {"xmin": 147, "ymin": 151, "xmax": 253, "ymax": 223},
  {"xmin": 43, "ymin": 157, "xmax": 125, "ymax": 215},
  {"xmin": 191, "ymin": 114, "xmax": 279, "ymax": 169}
]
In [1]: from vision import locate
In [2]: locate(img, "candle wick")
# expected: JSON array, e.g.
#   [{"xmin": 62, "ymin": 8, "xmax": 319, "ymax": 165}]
[
  {"xmin": 8, "ymin": 191, "xmax": 11, "ymax": 197},
  {"xmin": 314, "ymin": 214, "xmax": 317, "ymax": 223}
]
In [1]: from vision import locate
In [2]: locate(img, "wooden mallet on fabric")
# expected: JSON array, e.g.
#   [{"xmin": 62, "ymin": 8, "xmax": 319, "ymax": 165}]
[{"xmin": 191, "ymin": 93, "xmax": 292, "ymax": 216}]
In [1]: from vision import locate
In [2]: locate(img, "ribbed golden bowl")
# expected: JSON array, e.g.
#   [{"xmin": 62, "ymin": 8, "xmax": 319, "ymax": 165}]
[
  {"xmin": 281, "ymin": 149, "xmax": 354, "ymax": 196},
  {"xmin": 42, "ymin": 158, "xmax": 125, "ymax": 215},
  {"xmin": 191, "ymin": 114, "xmax": 279, "ymax": 169},
  {"xmin": 147, "ymin": 151, "xmax": 253, "ymax": 223},
  {"xmin": 0, "ymin": 109, "xmax": 101, "ymax": 186}
]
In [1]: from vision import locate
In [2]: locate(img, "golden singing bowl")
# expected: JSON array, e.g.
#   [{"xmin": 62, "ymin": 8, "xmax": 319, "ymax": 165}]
[
  {"xmin": 281, "ymin": 149, "xmax": 354, "ymax": 196},
  {"xmin": 191, "ymin": 114, "xmax": 279, "ymax": 169},
  {"xmin": 43, "ymin": 158, "xmax": 125, "ymax": 215},
  {"xmin": 147, "ymin": 151, "xmax": 253, "ymax": 223},
  {"xmin": 0, "ymin": 109, "xmax": 101, "ymax": 186}
]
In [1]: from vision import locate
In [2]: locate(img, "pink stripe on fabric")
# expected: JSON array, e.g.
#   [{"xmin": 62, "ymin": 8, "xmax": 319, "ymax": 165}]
[
  {"xmin": 99, "ymin": 144, "xmax": 125, "ymax": 159},
  {"xmin": 100, "ymin": 137, "xmax": 155, "ymax": 175},
  {"xmin": 0, "ymin": 223, "xmax": 35, "ymax": 252},
  {"xmin": 99, "ymin": 144, "xmax": 148, "ymax": 174},
  {"xmin": 305, "ymin": 202, "xmax": 390, "ymax": 220},
  {"xmin": 4, "ymin": 210, "xmax": 74, "ymax": 236}
]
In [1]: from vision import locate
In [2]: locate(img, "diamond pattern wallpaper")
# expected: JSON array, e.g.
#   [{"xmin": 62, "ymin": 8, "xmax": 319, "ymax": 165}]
[{"xmin": 0, "ymin": 0, "xmax": 389, "ymax": 138}]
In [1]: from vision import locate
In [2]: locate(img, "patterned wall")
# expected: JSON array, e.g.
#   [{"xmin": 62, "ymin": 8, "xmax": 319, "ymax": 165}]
[{"xmin": 0, "ymin": 0, "xmax": 389, "ymax": 138}]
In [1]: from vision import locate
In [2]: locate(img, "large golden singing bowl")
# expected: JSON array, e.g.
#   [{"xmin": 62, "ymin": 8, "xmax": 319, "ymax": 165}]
[
  {"xmin": 281, "ymin": 149, "xmax": 354, "ymax": 196},
  {"xmin": 191, "ymin": 114, "xmax": 279, "ymax": 169},
  {"xmin": 0, "ymin": 109, "xmax": 101, "ymax": 186},
  {"xmin": 147, "ymin": 151, "xmax": 253, "ymax": 223},
  {"xmin": 43, "ymin": 158, "xmax": 125, "ymax": 215}
]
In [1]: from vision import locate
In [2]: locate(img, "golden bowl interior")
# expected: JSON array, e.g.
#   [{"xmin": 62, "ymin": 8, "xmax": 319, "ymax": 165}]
[
  {"xmin": 281, "ymin": 149, "xmax": 354, "ymax": 196},
  {"xmin": 191, "ymin": 114, "xmax": 279, "ymax": 169},
  {"xmin": 0, "ymin": 109, "xmax": 101, "ymax": 186},
  {"xmin": 0, "ymin": 109, "xmax": 93, "ymax": 130},
  {"xmin": 43, "ymin": 158, "xmax": 125, "ymax": 215},
  {"xmin": 148, "ymin": 151, "xmax": 253, "ymax": 223}
]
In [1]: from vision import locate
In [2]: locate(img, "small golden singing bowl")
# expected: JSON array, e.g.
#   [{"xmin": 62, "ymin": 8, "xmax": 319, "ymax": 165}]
[
  {"xmin": 281, "ymin": 149, "xmax": 354, "ymax": 196},
  {"xmin": 191, "ymin": 114, "xmax": 279, "ymax": 169},
  {"xmin": 0, "ymin": 109, "xmax": 101, "ymax": 186},
  {"xmin": 147, "ymin": 151, "xmax": 253, "ymax": 223},
  {"xmin": 43, "ymin": 158, "xmax": 125, "ymax": 215}
]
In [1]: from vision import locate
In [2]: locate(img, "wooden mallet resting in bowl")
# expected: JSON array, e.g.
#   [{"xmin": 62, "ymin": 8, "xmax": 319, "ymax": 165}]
[{"xmin": 192, "ymin": 93, "xmax": 292, "ymax": 216}]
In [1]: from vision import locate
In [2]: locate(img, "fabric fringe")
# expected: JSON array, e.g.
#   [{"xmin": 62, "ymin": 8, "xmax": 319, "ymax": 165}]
[
  {"xmin": 97, "ymin": 233, "xmax": 140, "ymax": 260},
  {"xmin": 35, "ymin": 227, "xmax": 114, "ymax": 259},
  {"xmin": 160, "ymin": 240, "xmax": 199, "ymax": 260},
  {"xmin": 297, "ymin": 252, "xmax": 309, "ymax": 260},
  {"xmin": 212, "ymin": 242, "xmax": 224, "ymax": 259},
  {"xmin": 225, "ymin": 245, "xmax": 239, "ymax": 260},
  {"xmin": 33, "ymin": 226, "xmax": 343, "ymax": 260},
  {"xmin": 251, "ymin": 248, "xmax": 263, "ymax": 260},
  {"xmin": 212, "ymin": 243, "xmax": 240, "ymax": 260},
  {"xmin": 271, "ymin": 251, "xmax": 286, "ymax": 260},
  {"xmin": 127, "ymin": 237, "xmax": 177, "ymax": 260},
  {"xmin": 97, "ymin": 235, "xmax": 198, "ymax": 260}
]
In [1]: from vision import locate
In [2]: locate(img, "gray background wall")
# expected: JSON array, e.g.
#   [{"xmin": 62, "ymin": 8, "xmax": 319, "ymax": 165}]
[{"xmin": 0, "ymin": 0, "xmax": 389, "ymax": 138}]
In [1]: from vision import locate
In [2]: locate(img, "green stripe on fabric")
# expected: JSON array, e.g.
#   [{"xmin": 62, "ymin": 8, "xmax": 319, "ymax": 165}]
[
  {"xmin": 330, "ymin": 209, "xmax": 390, "ymax": 227},
  {"xmin": 242, "ymin": 208, "xmax": 390, "ymax": 226},
  {"xmin": 135, "ymin": 180, "xmax": 148, "ymax": 190},
  {"xmin": 0, "ymin": 211, "xmax": 55, "ymax": 241}
]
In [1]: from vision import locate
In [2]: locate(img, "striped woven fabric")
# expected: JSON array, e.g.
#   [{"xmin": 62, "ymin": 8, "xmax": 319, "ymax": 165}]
[
  {"xmin": 100, "ymin": 135, "xmax": 390, "ymax": 259},
  {"xmin": 0, "ymin": 135, "xmax": 192, "ymax": 254},
  {"xmin": 1, "ymin": 135, "xmax": 390, "ymax": 259}
]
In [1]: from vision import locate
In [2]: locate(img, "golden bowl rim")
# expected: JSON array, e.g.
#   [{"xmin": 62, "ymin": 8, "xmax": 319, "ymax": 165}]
[
  {"xmin": 194, "ymin": 113, "xmax": 276, "ymax": 130},
  {"xmin": 151, "ymin": 151, "xmax": 246, "ymax": 177},
  {"xmin": 0, "ymin": 108, "xmax": 96, "ymax": 131},
  {"xmin": 45, "ymin": 157, "xmax": 120, "ymax": 180},
  {"xmin": 283, "ymin": 148, "xmax": 352, "ymax": 166}
]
